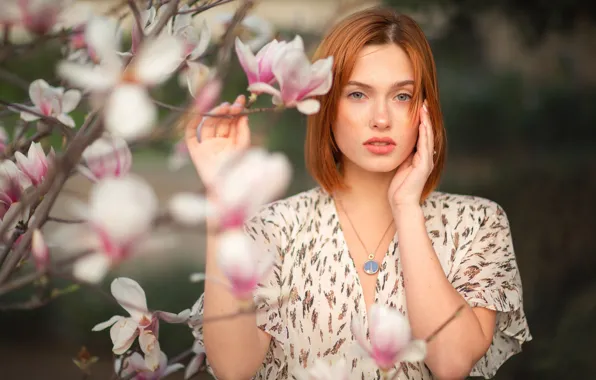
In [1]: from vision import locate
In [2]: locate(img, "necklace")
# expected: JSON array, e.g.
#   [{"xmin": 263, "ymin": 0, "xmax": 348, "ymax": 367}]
[{"xmin": 335, "ymin": 198, "xmax": 394, "ymax": 275}]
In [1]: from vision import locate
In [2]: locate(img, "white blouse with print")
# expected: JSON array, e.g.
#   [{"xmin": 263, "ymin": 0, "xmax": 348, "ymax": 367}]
[{"xmin": 192, "ymin": 187, "xmax": 532, "ymax": 379}]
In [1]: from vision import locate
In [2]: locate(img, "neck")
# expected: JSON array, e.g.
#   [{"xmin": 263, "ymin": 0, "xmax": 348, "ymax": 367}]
[{"xmin": 333, "ymin": 159, "xmax": 395, "ymax": 216}]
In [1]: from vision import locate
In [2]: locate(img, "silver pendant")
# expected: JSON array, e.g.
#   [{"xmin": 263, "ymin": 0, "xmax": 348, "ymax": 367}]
[{"xmin": 363, "ymin": 259, "xmax": 379, "ymax": 275}]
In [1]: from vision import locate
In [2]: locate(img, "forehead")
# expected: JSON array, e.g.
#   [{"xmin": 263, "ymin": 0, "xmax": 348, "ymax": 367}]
[{"xmin": 348, "ymin": 44, "xmax": 413, "ymax": 84}]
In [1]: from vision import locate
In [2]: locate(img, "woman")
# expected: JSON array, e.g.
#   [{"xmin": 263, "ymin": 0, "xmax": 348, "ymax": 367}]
[{"xmin": 185, "ymin": 7, "xmax": 531, "ymax": 380}]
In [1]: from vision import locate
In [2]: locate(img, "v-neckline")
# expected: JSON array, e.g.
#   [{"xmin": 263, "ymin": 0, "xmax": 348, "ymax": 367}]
[{"xmin": 322, "ymin": 188, "xmax": 398, "ymax": 327}]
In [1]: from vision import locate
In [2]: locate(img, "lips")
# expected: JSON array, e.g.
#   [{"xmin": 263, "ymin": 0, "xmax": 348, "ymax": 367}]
[{"xmin": 363, "ymin": 137, "xmax": 396, "ymax": 155}]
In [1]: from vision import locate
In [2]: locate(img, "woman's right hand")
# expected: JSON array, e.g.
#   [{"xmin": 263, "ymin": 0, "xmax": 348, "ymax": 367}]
[{"xmin": 184, "ymin": 94, "xmax": 250, "ymax": 187}]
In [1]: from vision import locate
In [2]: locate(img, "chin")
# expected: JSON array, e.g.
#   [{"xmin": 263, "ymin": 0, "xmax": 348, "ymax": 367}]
[{"xmin": 354, "ymin": 157, "xmax": 401, "ymax": 173}]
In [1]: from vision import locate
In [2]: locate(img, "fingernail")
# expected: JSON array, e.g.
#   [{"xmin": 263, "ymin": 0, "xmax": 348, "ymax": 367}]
[
  {"xmin": 422, "ymin": 103, "xmax": 428, "ymax": 112},
  {"xmin": 222, "ymin": 102, "xmax": 230, "ymax": 106}
]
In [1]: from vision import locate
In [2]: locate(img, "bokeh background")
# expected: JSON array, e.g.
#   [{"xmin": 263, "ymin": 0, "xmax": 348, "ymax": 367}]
[{"xmin": 1, "ymin": 0, "xmax": 595, "ymax": 379}]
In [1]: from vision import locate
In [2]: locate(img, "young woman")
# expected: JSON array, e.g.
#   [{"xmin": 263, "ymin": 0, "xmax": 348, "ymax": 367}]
[{"xmin": 184, "ymin": 7, "xmax": 531, "ymax": 380}]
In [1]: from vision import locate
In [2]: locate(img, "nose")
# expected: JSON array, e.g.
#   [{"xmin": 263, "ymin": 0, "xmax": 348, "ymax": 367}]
[{"xmin": 371, "ymin": 100, "xmax": 390, "ymax": 130}]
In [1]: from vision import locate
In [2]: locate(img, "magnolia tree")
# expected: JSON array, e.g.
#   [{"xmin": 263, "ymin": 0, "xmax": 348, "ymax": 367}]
[{"xmin": 0, "ymin": 1, "xmax": 463, "ymax": 379}]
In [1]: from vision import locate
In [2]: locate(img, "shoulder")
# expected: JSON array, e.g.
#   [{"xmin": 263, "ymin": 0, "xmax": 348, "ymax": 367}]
[
  {"xmin": 424, "ymin": 190, "xmax": 509, "ymax": 228},
  {"xmin": 244, "ymin": 187, "xmax": 323, "ymax": 236}
]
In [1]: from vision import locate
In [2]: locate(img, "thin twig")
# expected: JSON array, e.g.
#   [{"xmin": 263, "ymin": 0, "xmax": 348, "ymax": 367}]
[
  {"xmin": 147, "ymin": 0, "xmax": 180, "ymax": 38},
  {"xmin": 46, "ymin": 216, "xmax": 85, "ymax": 224},
  {"xmin": 175, "ymin": 0, "xmax": 237, "ymax": 15},
  {"xmin": 0, "ymin": 99, "xmax": 75, "ymax": 140},
  {"xmin": 127, "ymin": 0, "xmax": 144, "ymax": 44},
  {"xmin": 153, "ymin": 98, "xmax": 280, "ymax": 116},
  {"xmin": 424, "ymin": 303, "xmax": 466, "ymax": 343}
]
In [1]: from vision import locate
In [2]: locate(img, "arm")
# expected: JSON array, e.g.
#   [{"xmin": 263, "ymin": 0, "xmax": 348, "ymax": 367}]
[
  {"xmin": 202, "ymin": 215, "xmax": 272, "ymax": 380},
  {"xmin": 394, "ymin": 204, "xmax": 495, "ymax": 380}
]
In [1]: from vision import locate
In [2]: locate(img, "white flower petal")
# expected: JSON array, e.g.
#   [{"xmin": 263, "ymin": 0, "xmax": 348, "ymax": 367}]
[
  {"xmin": 57, "ymin": 61, "xmax": 120, "ymax": 91},
  {"xmin": 72, "ymin": 252, "xmax": 111, "ymax": 283},
  {"xmin": 92, "ymin": 315, "xmax": 123, "ymax": 331},
  {"xmin": 85, "ymin": 16, "xmax": 121, "ymax": 63},
  {"xmin": 111, "ymin": 317, "xmax": 139, "ymax": 354},
  {"xmin": 139, "ymin": 331, "xmax": 161, "ymax": 371},
  {"xmin": 188, "ymin": 19, "xmax": 211, "ymax": 60},
  {"xmin": 110, "ymin": 277, "xmax": 150, "ymax": 321},
  {"xmin": 57, "ymin": 113, "xmax": 76, "ymax": 128},
  {"xmin": 164, "ymin": 363, "xmax": 185, "ymax": 377},
  {"xmin": 235, "ymin": 37, "xmax": 258, "ymax": 83},
  {"xmin": 19, "ymin": 107, "xmax": 41, "ymax": 122},
  {"xmin": 399, "ymin": 339, "xmax": 427, "ymax": 363},
  {"xmin": 246, "ymin": 82, "xmax": 281, "ymax": 98},
  {"xmin": 184, "ymin": 355, "xmax": 202, "ymax": 379},
  {"xmin": 87, "ymin": 174, "xmax": 158, "ymax": 244},
  {"xmin": 154, "ymin": 309, "xmax": 191, "ymax": 323},
  {"xmin": 168, "ymin": 192, "xmax": 212, "ymax": 226},
  {"xmin": 105, "ymin": 84, "xmax": 156, "ymax": 141},
  {"xmin": 134, "ymin": 33, "xmax": 184, "ymax": 86},
  {"xmin": 61, "ymin": 89, "xmax": 82, "ymax": 113},
  {"xmin": 29, "ymin": 79, "xmax": 50, "ymax": 107},
  {"xmin": 296, "ymin": 99, "xmax": 321, "ymax": 115},
  {"xmin": 350, "ymin": 317, "xmax": 373, "ymax": 356}
]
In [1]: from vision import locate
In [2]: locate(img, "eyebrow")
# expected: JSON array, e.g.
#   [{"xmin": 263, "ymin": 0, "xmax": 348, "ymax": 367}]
[{"xmin": 346, "ymin": 80, "xmax": 415, "ymax": 90}]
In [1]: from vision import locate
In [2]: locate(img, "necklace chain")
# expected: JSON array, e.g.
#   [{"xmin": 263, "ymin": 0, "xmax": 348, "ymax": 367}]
[{"xmin": 335, "ymin": 197, "xmax": 394, "ymax": 262}]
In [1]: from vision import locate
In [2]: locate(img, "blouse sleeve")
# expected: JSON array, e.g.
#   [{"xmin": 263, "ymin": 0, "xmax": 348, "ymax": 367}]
[
  {"xmin": 189, "ymin": 202, "xmax": 291, "ymax": 372},
  {"xmin": 449, "ymin": 202, "xmax": 532, "ymax": 378},
  {"xmin": 243, "ymin": 202, "xmax": 292, "ymax": 345}
]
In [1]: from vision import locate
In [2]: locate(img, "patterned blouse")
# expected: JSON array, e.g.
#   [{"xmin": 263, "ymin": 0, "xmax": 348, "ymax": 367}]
[{"xmin": 192, "ymin": 187, "xmax": 532, "ymax": 379}]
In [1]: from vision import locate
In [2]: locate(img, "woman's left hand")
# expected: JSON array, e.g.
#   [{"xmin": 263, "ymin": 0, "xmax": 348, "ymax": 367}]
[{"xmin": 388, "ymin": 102, "xmax": 435, "ymax": 212}]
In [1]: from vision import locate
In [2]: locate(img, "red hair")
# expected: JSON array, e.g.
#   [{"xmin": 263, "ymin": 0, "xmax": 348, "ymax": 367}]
[{"xmin": 305, "ymin": 7, "xmax": 446, "ymax": 201}]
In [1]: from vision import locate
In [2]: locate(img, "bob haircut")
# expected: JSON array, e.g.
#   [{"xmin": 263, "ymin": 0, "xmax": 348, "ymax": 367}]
[{"xmin": 305, "ymin": 7, "xmax": 446, "ymax": 202}]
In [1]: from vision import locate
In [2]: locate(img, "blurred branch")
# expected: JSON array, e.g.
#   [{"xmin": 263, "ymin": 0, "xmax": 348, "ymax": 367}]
[
  {"xmin": 147, "ymin": 0, "xmax": 181, "ymax": 38},
  {"xmin": 127, "ymin": 0, "xmax": 144, "ymax": 43},
  {"xmin": 0, "ymin": 67, "xmax": 29, "ymax": 91}
]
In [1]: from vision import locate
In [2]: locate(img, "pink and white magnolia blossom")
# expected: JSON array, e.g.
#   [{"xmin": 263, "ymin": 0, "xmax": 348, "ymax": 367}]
[
  {"xmin": 351, "ymin": 304, "xmax": 427, "ymax": 371},
  {"xmin": 211, "ymin": 148, "xmax": 292, "ymax": 230},
  {"xmin": 190, "ymin": 229, "xmax": 275, "ymax": 300},
  {"xmin": 81, "ymin": 134, "xmax": 132, "ymax": 181},
  {"xmin": 93, "ymin": 278, "xmax": 190, "ymax": 371},
  {"xmin": 52, "ymin": 175, "xmax": 160, "ymax": 283},
  {"xmin": 14, "ymin": 142, "xmax": 54, "ymax": 186},
  {"xmin": 116, "ymin": 350, "xmax": 184, "ymax": 380},
  {"xmin": 57, "ymin": 16, "xmax": 184, "ymax": 141},
  {"xmin": 247, "ymin": 46, "xmax": 333, "ymax": 115},
  {"xmin": 299, "ymin": 358, "xmax": 350, "ymax": 380},
  {"xmin": 1, "ymin": 0, "xmax": 69, "ymax": 35},
  {"xmin": 167, "ymin": 192, "xmax": 213, "ymax": 227},
  {"xmin": 168, "ymin": 5, "xmax": 211, "ymax": 61},
  {"xmin": 12, "ymin": 79, "xmax": 81, "ymax": 128},
  {"xmin": 235, "ymin": 35, "xmax": 303, "ymax": 86},
  {"xmin": 0, "ymin": 160, "xmax": 32, "ymax": 219}
]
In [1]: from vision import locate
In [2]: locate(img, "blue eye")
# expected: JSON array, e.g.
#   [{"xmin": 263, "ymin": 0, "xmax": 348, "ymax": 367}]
[
  {"xmin": 348, "ymin": 91, "xmax": 365, "ymax": 99},
  {"xmin": 396, "ymin": 93, "xmax": 412, "ymax": 101}
]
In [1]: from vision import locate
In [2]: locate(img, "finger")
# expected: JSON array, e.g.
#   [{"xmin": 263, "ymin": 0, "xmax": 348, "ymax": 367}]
[
  {"xmin": 422, "ymin": 102, "xmax": 435, "ymax": 161},
  {"xmin": 201, "ymin": 102, "xmax": 230, "ymax": 141},
  {"xmin": 216, "ymin": 95, "xmax": 245, "ymax": 138}
]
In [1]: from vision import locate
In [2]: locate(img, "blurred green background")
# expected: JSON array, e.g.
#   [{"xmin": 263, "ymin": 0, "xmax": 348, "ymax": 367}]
[{"xmin": 1, "ymin": 0, "xmax": 595, "ymax": 379}]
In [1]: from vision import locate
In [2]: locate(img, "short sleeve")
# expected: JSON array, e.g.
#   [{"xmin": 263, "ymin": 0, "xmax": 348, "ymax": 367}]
[
  {"xmin": 188, "ymin": 202, "xmax": 292, "ymax": 377},
  {"xmin": 243, "ymin": 202, "xmax": 292, "ymax": 345},
  {"xmin": 449, "ymin": 203, "xmax": 532, "ymax": 378}
]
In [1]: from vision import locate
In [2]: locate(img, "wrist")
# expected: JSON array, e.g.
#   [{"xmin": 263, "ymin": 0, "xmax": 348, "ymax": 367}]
[{"xmin": 392, "ymin": 203, "xmax": 424, "ymax": 224}]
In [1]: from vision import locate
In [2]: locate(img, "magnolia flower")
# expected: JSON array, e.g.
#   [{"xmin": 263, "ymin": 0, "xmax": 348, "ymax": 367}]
[
  {"xmin": 247, "ymin": 46, "xmax": 333, "ymax": 115},
  {"xmin": 51, "ymin": 175, "xmax": 159, "ymax": 283},
  {"xmin": 300, "ymin": 358, "xmax": 350, "ymax": 380},
  {"xmin": 168, "ymin": 5, "xmax": 211, "ymax": 61},
  {"xmin": 211, "ymin": 148, "xmax": 292, "ymax": 230},
  {"xmin": 57, "ymin": 16, "xmax": 184, "ymax": 141},
  {"xmin": 12, "ymin": 79, "xmax": 81, "ymax": 128},
  {"xmin": 351, "ymin": 304, "xmax": 426, "ymax": 371},
  {"xmin": 93, "ymin": 278, "xmax": 190, "ymax": 371},
  {"xmin": 0, "ymin": 160, "xmax": 32, "ymax": 218},
  {"xmin": 14, "ymin": 142, "xmax": 54, "ymax": 186},
  {"xmin": 236, "ymin": 36, "xmax": 304, "ymax": 86},
  {"xmin": 117, "ymin": 351, "xmax": 184, "ymax": 380},
  {"xmin": 180, "ymin": 60, "xmax": 212, "ymax": 98},
  {"xmin": 216, "ymin": 13, "xmax": 274, "ymax": 52},
  {"xmin": 184, "ymin": 340, "xmax": 206, "ymax": 380},
  {"xmin": 80, "ymin": 134, "xmax": 132, "ymax": 181},
  {"xmin": 191, "ymin": 229, "xmax": 275, "ymax": 300},
  {"xmin": 1, "ymin": 0, "xmax": 69, "ymax": 35},
  {"xmin": 31, "ymin": 228, "xmax": 49, "ymax": 271}
]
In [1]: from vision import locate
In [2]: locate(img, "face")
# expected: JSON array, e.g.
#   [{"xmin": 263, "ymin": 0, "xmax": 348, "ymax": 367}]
[{"xmin": 333, "ymin": 43, "xmax": 419, "ymax": 174}]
